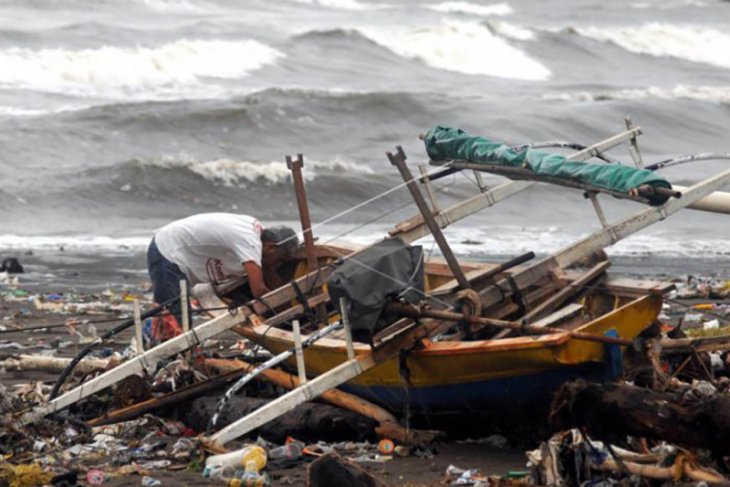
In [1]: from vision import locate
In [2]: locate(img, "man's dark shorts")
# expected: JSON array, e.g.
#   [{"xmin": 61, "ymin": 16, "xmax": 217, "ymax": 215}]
[{"xmin": 147, "ymin": 238, "xmax": 189, "ymax": 324}]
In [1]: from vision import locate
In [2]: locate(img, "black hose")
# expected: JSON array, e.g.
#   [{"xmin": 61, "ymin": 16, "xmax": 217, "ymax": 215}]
[
  {"xmin": 48, "ymin": 297, "xmax": 178, "ymax": 400},
  {"xmin": 645, "ymin": 153, "xmax": 730, "ymax": 171},
  {"xmin": 510, "ymin": 141, "xmax": 623, "ymax": 164}
]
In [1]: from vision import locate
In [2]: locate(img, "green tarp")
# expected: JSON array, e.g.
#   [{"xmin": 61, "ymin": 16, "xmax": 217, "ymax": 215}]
[{"xmin": 424, "ymin": 125, "xmax": 672, "ymax": 205}]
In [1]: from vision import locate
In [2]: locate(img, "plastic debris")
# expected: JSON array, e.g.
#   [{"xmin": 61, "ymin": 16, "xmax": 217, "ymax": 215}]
[
  {"xmin": 377, "ymin": 438, "xmax": 395, "ymax": 455},
  {"xmin": 141, "ymin": 475, "xmax": 162, "ymax": 486},
  {"xmin": 0, "ymin": 463, "xmax": 53, "ymax": 487},
  {"xmin": 703, "ymin": 319, "xmax": 720, "ymax": 330},
  {"xmin": 86, "ymin": 469, "xmax": 105, "ymax": 486}
]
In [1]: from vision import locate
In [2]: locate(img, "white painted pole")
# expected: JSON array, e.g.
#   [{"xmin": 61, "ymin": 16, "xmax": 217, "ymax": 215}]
[
  {"xmin": 625, "ymin": 117, "xmax": 644, "ymax": 168},
  {"xmin": 418, "ymin": 164, "xmax": 440, "ymax": 212},
  {"xmin": 588, "ymin": 193, "xmax": 609, "ymax": 228},
  {"xmin": 292, "ymin": 320, "xmax": 307, "ymax": 385},
  {"xmin": 340, "ymin": 297, "xmax": 355, "ymax": 361},
  {"xmin": 674, "ymin": 185, "xmax": 730, "ymax": 215},
  {"xmin": 180, "ymin": 279, "xmax": 190, "ymax": 333},
  {"xmin": 554, "ymin": 170, "xmax": 730, "ymax": 269},
  {"xmin": 133, "ymin": 300, "xmax": 144, "ymax": 355}
]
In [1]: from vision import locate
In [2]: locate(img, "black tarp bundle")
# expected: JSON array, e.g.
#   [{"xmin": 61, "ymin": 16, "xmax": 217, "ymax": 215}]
[{"xmin": 328, "ymin": 238, "xmax": 424, "ymax": 342}]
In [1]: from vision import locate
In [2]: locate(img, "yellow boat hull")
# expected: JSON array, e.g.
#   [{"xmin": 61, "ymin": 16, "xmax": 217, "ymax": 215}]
[{"xmin": 241, "ymin": 294, "xmax": 661, "ymax": 413}]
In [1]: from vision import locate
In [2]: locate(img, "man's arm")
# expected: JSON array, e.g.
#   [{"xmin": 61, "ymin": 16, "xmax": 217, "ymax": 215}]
[
  {"xmin": 243, "ymin": 261, "xmax": 269, "ymax": 298},
  {"xmin": 263, "ymin": 265, "xmax": 285, "ymax": 291}
]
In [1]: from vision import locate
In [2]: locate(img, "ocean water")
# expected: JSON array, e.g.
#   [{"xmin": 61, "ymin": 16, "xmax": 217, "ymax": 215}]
[{"xmin": 1, "ymin": 0, "xmax": 729, "ymax": 278}]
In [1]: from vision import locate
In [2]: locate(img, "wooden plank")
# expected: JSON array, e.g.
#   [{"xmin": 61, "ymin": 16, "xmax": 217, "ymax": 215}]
[
  {"xmin": 527, "ymin": 303, "xmax": 584, "ymax": 329},
  {"xmin": 523, "ymin": 261, "xmax": 610, "ymax": 323},
  {"xmin": 595, "ymin": 276, "xmax": 675, "ymax": 297},
  {"xmin": 389, "ymin": 147, "xmax": 469, "ymax": 289},
  {"xmin": 429, "ymin": 252, "xmax": 534, "ymax": 297}
]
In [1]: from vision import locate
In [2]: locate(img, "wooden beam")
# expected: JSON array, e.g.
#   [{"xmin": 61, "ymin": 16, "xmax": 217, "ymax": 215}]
[
  {"xmin": 287, "ymin": 153, "xmax": 327, "ymax": 324},
  {"xmin": 552, "ymin": 168, "xmax": 730, "ymax": 269},
  {"xmin": 528, "ymin": 303, "xmax": 585, "ymax": 329},
  {"xmin": 523, "ymin": 261, "xmax": 610, "ymax": 323},
  {"xmin": 388, "ymin": 146, "xmax": 469, "ymax": 289}
]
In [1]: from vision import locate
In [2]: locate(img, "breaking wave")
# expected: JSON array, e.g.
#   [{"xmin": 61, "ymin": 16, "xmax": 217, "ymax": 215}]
[
  {"xmin": 571, "ymin": 22, "xmax": 730, "ymax": 69},
  {"xmin": 0, "ymin": 39, "xmax": 283, "ymax": 98},
  {"xmin": 132, "ymin": 0, "xmax": 218, "ymax": 12},
  {"xmin": 424, "ymin": 1, "xmax": 513, "ymax": 16},
  {"xmin": 359, "ymin": 20, "xmax": 549, "ymax": 80},
  {"xmin": 140, "ymin": 156, "xmax": 375, "ymax": 187},
  {"xmin": 285, "ymin": 0, "xmax": 370, "ymax": 10},
  {"xmin": 541, "ymin": 84, "xmax": 730, "ymax": 104}
]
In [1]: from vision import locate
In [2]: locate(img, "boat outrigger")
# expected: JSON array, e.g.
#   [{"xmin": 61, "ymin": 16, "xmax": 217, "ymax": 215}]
[{"xmin": 16, "ymin": 120, "xmax": 730, "ymax": 457}]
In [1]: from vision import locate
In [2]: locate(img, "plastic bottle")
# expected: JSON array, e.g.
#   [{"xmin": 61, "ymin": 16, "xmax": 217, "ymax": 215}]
[
  {"xmin": 268, "ymin": 441, "xmax": 304, "ymax": 462},
  {"xmin": 205, "ymin": 445, "xmax": 268, "ymax": 476},
  {"xmin": 242, "ymin": 445, "xmax": 267, "ymax": 473},
  {"xmin": 225, "ymin": 474, "xmax": 270, "ymax": 487}
]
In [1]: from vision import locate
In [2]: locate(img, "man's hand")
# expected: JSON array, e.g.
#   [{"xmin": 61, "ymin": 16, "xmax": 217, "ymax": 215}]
[
  {"xmin": 244, "ymin": 261, "xmax": 270, "ymax": 298},
  {"xmin": 251, "ymin": 301, "xmax": 269, "ymax": 315}
]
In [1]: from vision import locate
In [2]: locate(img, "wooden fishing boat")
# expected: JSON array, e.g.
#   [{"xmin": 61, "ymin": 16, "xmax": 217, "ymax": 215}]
[{"xmin": 233, "ymin": 251, "xmax": 669, "ymax": 414}]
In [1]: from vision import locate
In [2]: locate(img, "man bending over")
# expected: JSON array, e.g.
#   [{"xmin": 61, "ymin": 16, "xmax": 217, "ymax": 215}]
[{"xmin": 147, "ymin": 213, "xmax": 299, "ymax": 327}]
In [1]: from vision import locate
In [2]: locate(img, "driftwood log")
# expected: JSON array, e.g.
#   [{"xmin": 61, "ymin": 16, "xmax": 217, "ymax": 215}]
[
  {"xmin": 307, "ymin": 453, "xmax": 389, "ymax": 487},
  {"xmin": 184, "ymin": 395, "xmax": 377, "ymax": 443},
  {"xmin": 87, "ymin": 368, "xmax": 246, "ymax": 427},
  {"xmin": 204, "ymin": 357, "xmax": 440, "ymax": 445},
  {"xmin": 551, "ymin": 380, "xmax": 730, "ymax": 456},
  {"xmin": 0, "ymin": 355, "xmax": 112, "ymax": 375}
]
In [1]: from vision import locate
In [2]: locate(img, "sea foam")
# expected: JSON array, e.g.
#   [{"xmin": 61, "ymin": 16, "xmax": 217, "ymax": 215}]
[
  {"xmin": 573, "ymin": 22, "xmax": 730, "ymax": 69},
  {"xmin": 541, "ymin": 84, "xmax": 730, "ymax": 104},
  {"xmin": 425, "ymin": 1, "xmax": 513, "ymax": 16},
  {"xmin": 142, "ymin": 156, "xmax": 375, "ymax": 186},
  {"xmin": 133, "ymin": 0, "xmax": 217, "ymax": 12},
  {"xmin": 286, "ymin": 0, "xmax": 369, "ymax": 10},
  {"xmin": 360, "ymin": 20, "xmax": 549, "ymax": 80},
  {"xmin": 0, "ymin": 39, "xmax": 283, "ymax": 98}
]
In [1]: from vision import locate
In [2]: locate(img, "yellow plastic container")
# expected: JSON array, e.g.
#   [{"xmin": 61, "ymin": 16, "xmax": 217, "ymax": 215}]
[
  {"xmin": 241, "ymin": 445, "xmax": 267, "ymax": 473},
  {"xmin": 205, "ymin": 444, "xmax": 268, "ymax": 476}
]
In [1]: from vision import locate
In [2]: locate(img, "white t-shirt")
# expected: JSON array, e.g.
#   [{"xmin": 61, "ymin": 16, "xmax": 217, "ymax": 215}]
[{"xmin": 154, "ymin": 213, "xmax": 264, "ymax": 285}]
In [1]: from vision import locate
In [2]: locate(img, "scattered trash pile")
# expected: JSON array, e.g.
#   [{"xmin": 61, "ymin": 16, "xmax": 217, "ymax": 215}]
[
  {"xmin": 528, "ymin": 429, "xmax": 728, "ymax": 485},
  {"xmin": 2, "ymin": 265, "xmax": 730, "ymax": 486},
  {"xmin": 526, "ymin": 295, "xmax": 730, "ymax": 486}
]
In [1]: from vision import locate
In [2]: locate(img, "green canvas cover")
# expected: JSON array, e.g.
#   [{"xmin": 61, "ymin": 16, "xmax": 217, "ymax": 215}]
[{"xmin": 424, "ymin": 125, "xmax": 672, "ymax": 205}]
